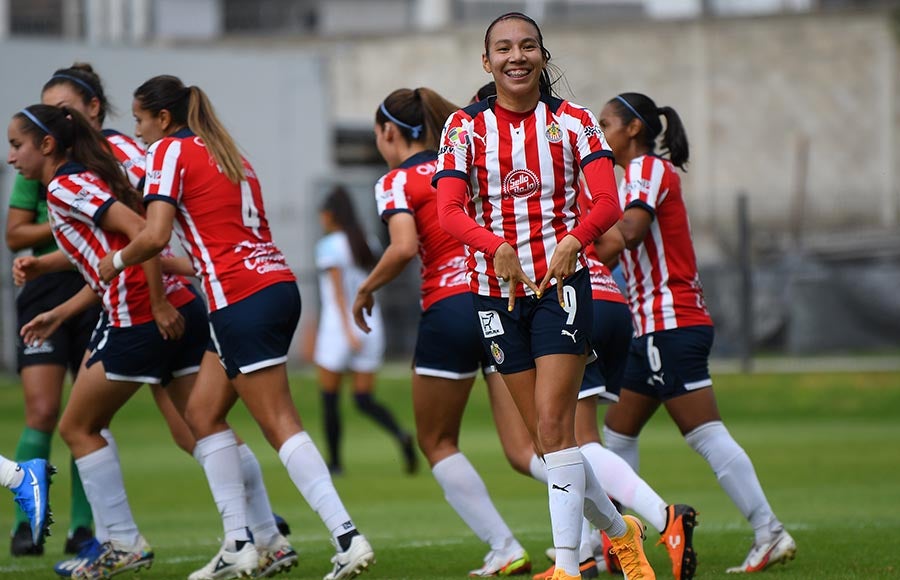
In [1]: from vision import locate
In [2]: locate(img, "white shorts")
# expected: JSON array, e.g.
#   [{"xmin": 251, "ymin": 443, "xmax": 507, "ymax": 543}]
[{"xmin": 314, "ymin": 316, "xmax": 385, "ymax": 373}]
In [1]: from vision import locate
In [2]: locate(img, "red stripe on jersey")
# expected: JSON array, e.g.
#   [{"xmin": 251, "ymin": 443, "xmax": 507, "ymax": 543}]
[
  {"xmin": 105, "ymin": 132, "xmax": 146, "ymax": 190},
  {"xmin": 619, "ymin": 155, "xmax": 712, "ymax": 336},
  {"xmin": 144, "ymin": 133, "xmax": 295, "ymax": 311}
]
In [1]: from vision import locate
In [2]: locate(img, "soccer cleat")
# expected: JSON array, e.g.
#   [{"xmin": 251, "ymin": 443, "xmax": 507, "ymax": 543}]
[
  {"xmin": 726, "ymin": 528, "xmax": 796, "ymax": 573},
  {"xmin": 65, "ymin": 526, "xmax": 95, "ymax": 555},
  {"xmin": 189, "ymin": 542, "xmax": 258, "ymax": 580},
  {"xmin": 10, "ymin": 521, "xmax": 43, "ymax": 556},
  {"xmin": 256, "ymin": 535, "xmax": 298, "ymax": 578},
  {"xmin": 532, "ymin": 558, "xmax": 599, "ymax": 579},
  {"xmin": 11, "ymin": 459, "xmax": 54, "ymax": 546},
  {"xmin": 71, "ymin": 536, "xmax": 154, "ymax": 579},
  {"xmin": 469, "ymin": 545, "xmax": 531, "ymax": 577},
  {"xmin": 548, "ymin": 569, "xmax": 581, "ymax": 580},
  {"xmin": 608, "ymin": 515, "xmax": 655, "ymax": 580},
  {"xmin": 324, "ymin": 534, "xmax": 375, "ymax": 580},
  {"xmin": 54, "ymin": 538, "xmax": 103, "ymax": 577},
  {"xmin": 658, "ymin": 504, "xmax": 697, "ymax": 580}
]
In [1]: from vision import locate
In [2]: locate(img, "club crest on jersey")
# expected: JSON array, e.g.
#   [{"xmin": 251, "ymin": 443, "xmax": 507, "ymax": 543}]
[
  {"xmin": 502, "ymin": 169, "xmax": 540, "ymax": 199},
  {"xmin": 545, "ymin": 122, "xmax": 563, "ymax": 143},
  {"xmin": 490, "ymin": 341, "xmax": 505, "ymax": 365}
]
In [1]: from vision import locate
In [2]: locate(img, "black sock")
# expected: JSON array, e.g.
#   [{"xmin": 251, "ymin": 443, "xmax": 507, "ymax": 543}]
[
  {"xmin": 354, "ymin": 393, "xmax": 403, "ymax": 437},
  {"xmin": 322, "ymin": 391, "xmax": 341, "ymax": 468}
]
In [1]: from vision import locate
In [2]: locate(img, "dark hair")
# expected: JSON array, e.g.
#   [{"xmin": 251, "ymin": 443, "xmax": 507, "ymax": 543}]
[
  {"xmin": 471, "ymin": 82, "xmax": 496, "ymax": 104},
  {"xmin": 609, "ymin": 92, "xmax": 690, "ymax": 170},
  {"xmin": 375, "ymin": 88, "xmax": 459, "ymax": 151},
  {"xmin": 42, "ymin": 63, "xmax": 114, "ymax": 124},
  {"xmin": 14, "ymin": 105, "xmax": 143, "ymax": 213},
  {"xmin": 320, "ymin": 186, "xmax": 376, "ymax": 270},
  {"xmin": 484, "ymin": 12, "xmax": 560, "ymax": 97},
  {"xmin": 133, "ymin": 75, "xmax": 245, "ymax": 183}
]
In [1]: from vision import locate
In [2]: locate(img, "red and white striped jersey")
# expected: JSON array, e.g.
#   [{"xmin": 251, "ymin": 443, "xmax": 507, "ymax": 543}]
[
  {"xmin": 144, "ymin": 129, "xmax": 296, "ymax": 312},
  {"xmin": 585, "ymin": 249, "xmax": 626, "ymax": 304},
  {"xmin": 102, "ymin": 129, "xmax": 146, "ymax": 190},
  {"xmin": 47, "ymin": 163, "xmax": 195, "ymax": 327},
  {"xmin": 376, "ymin": 151, "xmax": 468, "ymax": 311},
  {"xmin": 618, "ymin": 154, "xmax": 712, "ymax": 336},
  {"xmin": 434, "ymin": 95, "xmax": 616, "ymax": 297}
]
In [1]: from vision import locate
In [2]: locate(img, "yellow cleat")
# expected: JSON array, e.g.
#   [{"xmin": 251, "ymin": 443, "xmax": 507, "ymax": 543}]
[{"xmin": 608, "ymin": 515, "xmax": 656, "ymax": 580}]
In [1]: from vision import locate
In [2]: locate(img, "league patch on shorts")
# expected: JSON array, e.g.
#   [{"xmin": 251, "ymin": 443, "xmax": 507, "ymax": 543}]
[
  {"xmin": 489, "ymin": 341, "xmax": 505, "ymax": 364},
  {"xmin": 478, "ymin": 310, "xmax": 504, "ymax": 338}
]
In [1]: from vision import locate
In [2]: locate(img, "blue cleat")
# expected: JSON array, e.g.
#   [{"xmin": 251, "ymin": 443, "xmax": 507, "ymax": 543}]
[
  {"xmin": 54, "ymin": 538, "xmax": 103, "ymax": 578},
  {"xmin": 10, "ymin": 459, "xmax": 54, "ymax": 546}
]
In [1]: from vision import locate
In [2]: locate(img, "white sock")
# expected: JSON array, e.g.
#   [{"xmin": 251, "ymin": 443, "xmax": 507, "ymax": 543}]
[
  {"xmin": 545, "ymin": 448, "xmax": 585, "ymax": 576},
  {"xmin": 75, "ymin": 445, "xmax": 140, "ymax": 547},
  {"xmin": 238, "ymin": 444, "xmax": 280, "ymax": 548},
  {"xmin": 685, "ymin": 421, "xmax": 780, "ymax": 543},
  {"xmin": 578, "ymin": 518, "xmax": 593, "ymax": 562},
  {"xmin": 581, "ymin": 442, "xmax": 667, "ymax": 532},
  {"xmin": 580, "ymin": 448, "xmax": 627, "ymax": 538},
  {"xmin": 91, "ymin": 429, "xmax": 119, "ymax": 543},
  {"xmin": 529, "ymin": 454, "xmax": 547, "ymax": 483},
  {"xmin": 602, "ymin": 426, "xmax": 640, "ymax": 472},
  {"xmin": 432, "ymin": 452, "xmax": 519, "ymax": 552},
  {"xmin": 278, "ymin": 431, "xmax": 355, "ymax": 541},
  {"xmin": 0, "ymin": 456, "xmax": 23, "ymax": 489},
  {"xmin": 194, "ymin": 430, "xmax": 249, "ymax": 547}
]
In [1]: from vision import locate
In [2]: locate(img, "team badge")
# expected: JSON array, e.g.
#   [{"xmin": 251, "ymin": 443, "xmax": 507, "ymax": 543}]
[
  {"xmin": 545, "ymin": 122, "xmax": 562, "ymax": 143},
  {"xmin": 490, "ymin": 341, "xmax": 505, "ymax": 365},
  {"xmin": 502, "ymin": 168, "xmax": 540, "ymax": 199},
  {"xmin": 478, "ymin": 310, "xmax": 504, "ymax": 338}
]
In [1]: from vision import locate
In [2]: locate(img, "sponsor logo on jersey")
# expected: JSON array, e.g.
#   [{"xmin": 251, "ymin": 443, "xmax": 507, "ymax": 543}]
[
  {"xmin": 23, "ymin": 340, "xmax": 54, "ymax": 356},
  {"xmin": 478, "ymin": 310, "xmax": 504, "ymax": 338},
  {"xmin": 583, "ymin": 125, "xmax": 605, "ymax": 139},
  {"xmin": 490, "ymin": 341, "xmax": 505, "ymax": 364},
  {"xmin": 545, "ymin": 122, "xmax": 563, "ymax": 143},
  {"xmin": 502, "ymin": 168, "xmax": 540, "ymax": 199},
  {"xmin": 233, "ymin": 240, "xmax": 290, "ymax": 274},
  {"xmin": 146, "ymin": 170, "xmax": 162, "ymax": 184}
]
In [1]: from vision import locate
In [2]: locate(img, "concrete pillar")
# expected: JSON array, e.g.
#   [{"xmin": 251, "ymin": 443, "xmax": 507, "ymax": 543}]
[{"xmin": 414, "ymin": 0, "xmax": 451, "ymax": 31}]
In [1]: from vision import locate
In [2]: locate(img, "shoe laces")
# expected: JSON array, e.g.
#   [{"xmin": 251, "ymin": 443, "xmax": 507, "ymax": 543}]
[{"xmin": 610, "ymin": 542, "xmax": 645, "ymax": 579}]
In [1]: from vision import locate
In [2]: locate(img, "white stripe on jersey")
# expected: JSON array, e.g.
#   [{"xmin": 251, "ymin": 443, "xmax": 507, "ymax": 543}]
[
  {"xmin": 384, "ymin": 171, "xmax": 409, "ymax": 210},
  {"xmin": 472, "ymin": 112, "xmax": 500, "ymax": 293},
  {"xmin": 155, "ymin": 140, "xmax": 181, "ymax": 205},
  {"xmin": 173, "ymin": 213, "xmax": 227, "ymax": 310}
]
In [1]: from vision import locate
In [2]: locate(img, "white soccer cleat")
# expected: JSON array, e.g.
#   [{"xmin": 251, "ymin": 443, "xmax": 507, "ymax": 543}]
[
  {"xmin": 469, "ymin": 543, "xmax": 531, "ymax": 577},
  {"xmin": 257, "ymin": 534, "xmax": 298, "ymax": 578},
  {"xmin": 189, "ymin": 542, "xmax": 258, "ymax": 580},
  {"xmin": 323, "ymin": 534, "xmax": 375, "ymax": 580},
  {"xmin": 726, "ymin": 528, "xmax": 796, "ymax": 573}
]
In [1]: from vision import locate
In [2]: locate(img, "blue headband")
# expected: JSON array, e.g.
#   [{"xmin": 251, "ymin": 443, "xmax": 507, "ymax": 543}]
[
  {"xmin": 20, "ymin": 109, "xmax": 56, "ymax": 139},
  {"xmin": 380, "ymin": 102, "xmax": 423, "ymax": 140},
  {"xmin": 615, "ymin": 95, "xmax": 651, "ymax": 129},
  {"xmin": 51, "ymin": 74, "xmax": 96, "ymax": 98}
]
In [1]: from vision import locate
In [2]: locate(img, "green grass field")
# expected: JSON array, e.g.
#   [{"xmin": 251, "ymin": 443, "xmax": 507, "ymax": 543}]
[{"xmin": 0, "ymin": 367, "xmax": 897, "ymax": 579}]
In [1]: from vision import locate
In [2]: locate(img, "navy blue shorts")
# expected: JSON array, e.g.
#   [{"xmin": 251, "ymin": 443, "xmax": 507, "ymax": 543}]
[
  {"xmin": 580, "ymin": 300, "xmax": 633, "ymax": 403},
  {"xmin": 622, "ymin": 325, "xmax": 714, "ymax": 401},
  {"xmin": 209, "ymin": 282, "xmax": 301, "ymax": 379},
  {"xmin": 87, "ymin": 296, "xmax": 209, "ymax": 385},
  {"xmin": 414, "ymin": 292, "xmax": 492, "ymax": 379},
  {"xmin": 472, "ymin": 267, "xmax": 592, "ymax": 375},
  {"xmin": 16, "ymin": 271, "xmax": 101, "ymax": 374}
]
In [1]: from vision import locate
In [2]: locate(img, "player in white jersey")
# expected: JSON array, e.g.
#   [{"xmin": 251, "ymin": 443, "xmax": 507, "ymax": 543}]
[
  {"xmin": 435, "ymin": 13, "xmax": 655, "ymax": 580},
  {"xmin": 597, "ymin": 92, "xmax": 796, "ymax": 573},
  {"xmin": 314, "ymin": 186, "xmax": 415, "ymax": 475}
]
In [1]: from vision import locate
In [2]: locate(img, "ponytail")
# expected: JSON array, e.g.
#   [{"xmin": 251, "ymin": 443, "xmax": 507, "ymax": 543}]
[
  {"xmin": 657, "ymin": 106, "xmax": 689, "ymax": 170},
  {"xmin": 320, "ymin": 187, "xmax": 375, "ymax": 270},
  {"xmin": 187, "ymin": 87, "xmax": 245, "ymax": 183}
]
